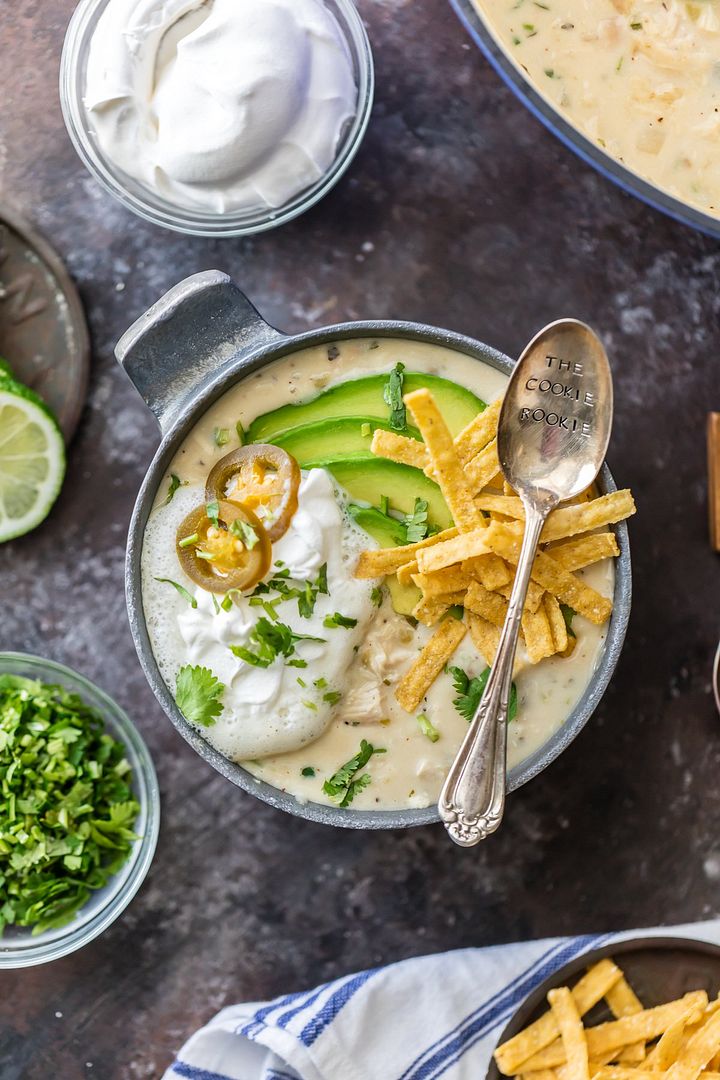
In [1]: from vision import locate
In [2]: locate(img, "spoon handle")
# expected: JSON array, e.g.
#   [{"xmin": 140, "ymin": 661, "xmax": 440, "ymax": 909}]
[{"xmin": 439, "ymin": 504, "xmax": 548, "ymax": 847}]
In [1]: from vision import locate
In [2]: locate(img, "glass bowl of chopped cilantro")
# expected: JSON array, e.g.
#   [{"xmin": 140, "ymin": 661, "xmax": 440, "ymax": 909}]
[{"xmin": 0, "ymin": 653, "xmax": 159, "ymax": 967}]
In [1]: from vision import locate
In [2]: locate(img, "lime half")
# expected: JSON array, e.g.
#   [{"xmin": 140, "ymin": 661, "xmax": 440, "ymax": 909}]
[{"xmin": 0, "ymin": 381, "xmax": 66, "ymax": 542}]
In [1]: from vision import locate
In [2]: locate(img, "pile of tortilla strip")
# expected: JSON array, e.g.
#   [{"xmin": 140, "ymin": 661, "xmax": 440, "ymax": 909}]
[
  {"xmin": 353, "ymin": 388, "xmax": 636, "ymax": 714},
  {"xmin": 493, "ymin": 956, "xmax": 720, "ymax": 1080}
]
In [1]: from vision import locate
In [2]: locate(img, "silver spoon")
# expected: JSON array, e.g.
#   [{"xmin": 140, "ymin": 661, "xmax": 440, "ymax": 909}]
[{"xmin": 439, "ymin": 318, "xmax": 614, "ymax": 847}]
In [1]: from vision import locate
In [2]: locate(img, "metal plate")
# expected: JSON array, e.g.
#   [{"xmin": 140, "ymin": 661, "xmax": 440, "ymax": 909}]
[
  {"xmin": 0, "ymin": 201, "xmax": 90, "ymax": 441},
  {"xmin": 487, "ymin": 936, "xmax": 720, "ymax": 1080}
]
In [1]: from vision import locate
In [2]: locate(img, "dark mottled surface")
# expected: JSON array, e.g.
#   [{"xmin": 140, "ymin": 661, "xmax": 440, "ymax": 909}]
[{"xmin": 1, "ymin": 1, "xmax": 720, "ymax": 1077}]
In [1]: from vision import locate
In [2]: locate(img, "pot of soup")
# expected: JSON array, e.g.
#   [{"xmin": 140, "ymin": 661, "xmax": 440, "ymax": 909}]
[{"xmin": 117, "ymin": 270, "xmax": 632, "ymax": 829}]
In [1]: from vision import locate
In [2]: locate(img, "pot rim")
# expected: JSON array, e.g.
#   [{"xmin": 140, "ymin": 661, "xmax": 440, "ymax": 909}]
[{"xmin": 125, "ymin": 315, "xmax": 631, "ymax": 830}]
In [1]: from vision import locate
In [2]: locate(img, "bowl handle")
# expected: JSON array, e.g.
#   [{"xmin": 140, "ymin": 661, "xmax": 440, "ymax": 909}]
[{"xmin": 115, "ymin": 270, "xmax": 283, "ymax": 434}]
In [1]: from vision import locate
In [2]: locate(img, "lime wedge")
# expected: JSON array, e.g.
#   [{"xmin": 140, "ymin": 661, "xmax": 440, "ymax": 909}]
[{"xmin": 0, "ymin": 381, "xmax": 66, "ymax": 542}]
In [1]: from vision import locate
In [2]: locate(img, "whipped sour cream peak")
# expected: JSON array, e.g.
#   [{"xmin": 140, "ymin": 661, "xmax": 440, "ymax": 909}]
[
  {"xmin": 142, "ymin": 469, "xmax": 376, "ymax": 759},
  {"xmin": 84, "ymin": 0, "xmax": 358, "ymax": 213}
]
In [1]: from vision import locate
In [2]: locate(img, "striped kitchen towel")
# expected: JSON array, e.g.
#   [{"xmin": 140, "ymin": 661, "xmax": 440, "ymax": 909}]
[{"xmin": 164, "ymin": 919, "xmax": 720, "ymax": 1080}]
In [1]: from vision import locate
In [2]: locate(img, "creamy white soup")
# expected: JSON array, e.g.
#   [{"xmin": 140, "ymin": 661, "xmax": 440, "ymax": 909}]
[
  {"xmin": 475, "ymin": 0, "xmax": 720, "ymax": 218},
  {"xmin": 141, "ymin": 338, "xmax": 615, "ymax": 812}
]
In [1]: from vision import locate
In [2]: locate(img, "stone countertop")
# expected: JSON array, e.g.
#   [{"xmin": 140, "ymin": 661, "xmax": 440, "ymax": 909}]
[{"xmin": 1, "ymin": 1, "xmax": 720, "ymax": 1076}]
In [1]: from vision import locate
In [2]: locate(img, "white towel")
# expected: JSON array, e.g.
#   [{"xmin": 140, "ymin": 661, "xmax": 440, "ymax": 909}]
[{"xmin": 164, "ymin": 919, "xmax": 720, "ymax": 1080}]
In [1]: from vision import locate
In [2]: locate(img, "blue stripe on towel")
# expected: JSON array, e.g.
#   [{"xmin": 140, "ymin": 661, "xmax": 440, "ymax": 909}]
[
  {"xmin": 299, "ymin": 966, "xmax": 380, "ymax": 1047},
  {"xmin": 171, "ymin": 1062, "xmax": 236, "ymax": 1080}
]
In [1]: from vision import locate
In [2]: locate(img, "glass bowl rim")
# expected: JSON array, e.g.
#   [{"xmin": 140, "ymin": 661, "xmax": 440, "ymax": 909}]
[
  {"xmin": 59, "ymin": 0, "xmax": 375, "ymax": 237},
  {"xmin": 0, "ymin": 651, "xmax": 160, "ymax": 968}
]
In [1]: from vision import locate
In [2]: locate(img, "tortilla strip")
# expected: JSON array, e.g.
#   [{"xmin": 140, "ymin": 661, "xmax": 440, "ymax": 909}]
[
  {"xmin": 355, "ymin": 527, "xmax": 459, "ymax": 578},
  {"xmin": 467, "ymin": 552, "xmax": 513, "ymax": 591},
  {"xmin": 494, "ymin": 960, "xmax": 622, "ymax": 1075},
  {"xmin": 664, "ymin": 1008, "xmax": 720, "ymax": 1080},
  {"xmin": 548, "ymin": 988, "xmax": 590, "ymax": 1080},
  {"xmin": 518, "ymin": 992, "xmax": 708, "ymax": 1072},
  {"xmin": 522, "ymin": 604, "xmax": 556, "ymax": 664},
  {"xmin": 405, "ymin": 388, "xmax": 484, "ymax": 532},
  {"xmin": 416, "ymin": 528, "xmax": 490, "ymax": 573},
  {"xmin": 464, "ymin": 580, "xmax": 509, "ymax": 627},
  {"xmin": 548, "ymin": 534, "xmax": 620, "ymax": 572},
  {"xmin": 594, "ymin": 1073, "xmax": 720, "ymax": 1080},
  {"xmin": 483, "ymin": 522, "xmax": 613, "ymax": 625},
  {"xmin": 413, "ymin": 592, "xmax": 466, "ymax": 627},
  {"xmin": 543, "ymin": 594, "xmax": 568, "ymax": 655},
  {"xmin": 371, "ymin": 429, "xmax": 427, "ymax": 470},
  {"xmin": 495, "ymin": 576, "xmax": 545, "ymax": 614},
  {"xmin": 454, "ymin": 396, "xmax": 502, "ymax": 462},
  {"xmin": 397, "ymin": 560, "xmax": 420, "ymax": 586},
  {"xmin": 605, "ymin": 977, "xmax": 645, "ymax": 1064},
  {"xmin": 521, "ymin": 1071, "xmax": 558, "ymax": 1080},
  {"xmin": 412, "ymin": 565, "xmax": 471, "ymax": 598},
  {"xmin": 464, "ymin": 439, "xmax": 501, "ymax": 495},
  {"xmin": 474, "ymin": 491, "xmax": 636, "ymax": 543},
  {"xmin": 641, "ymin": 1002, "xmax": 708, "ymax": 1072},
  {"xmin": 395, "ymin": 617, "xmax": 467, "ymax": 712},
  {"xmin": 466, "ymin": 612, "xmax": 501, "ymax": 665}
]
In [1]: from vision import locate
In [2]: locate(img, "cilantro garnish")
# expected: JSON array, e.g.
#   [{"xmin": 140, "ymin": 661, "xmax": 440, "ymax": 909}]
[
  {"xmin": 213, "ymin": 427, "xmax": 230, "ymax": 447},
  {"xmin": 206, "ymin": 500, "xmax": 220, "ymax": 528},
  {"xmin": 370, "ymin": 586, "xmax": 383, "ymax": 607},
  {"xmin": 236, "ymin": 421, "xmax": 245, "ymax": 445},
  {"xmin": 383, "ymin": 363, "xmax": 406, "ymax": 431},
  {"xmin": 323, "ymin": 612, "xmax": 358, "ymax": 630},
  {"xmin": 154, "ymin": 577, "xmax": 197, "ymax": 609},
  {"xmin": 0, "ymin": 674, "xmax": 140, "ymax": 936},
  {"xmin": 448, "ymin": 665, "xmax": 518, "ymax": 723},
  {"xmin": 323, "ymin": 740, "xmax": 386, "ymax": 807},
  {"xmin": 417, "ymin": 713, "xmax": 440, "ymax": 742},
  {"xmin": 230, "ymin": 518, "xmax": 259, "ymax": 550},
  {"xmin": 251, "ymin": 563, "xmax": 328, "ymax": 620},
  {"xmin": 163, "ymin": 473, "xmax": 186, "ymax": 506},
  {"xmin": 178, "ymin": 532, "xmax": 199, "ymax": 549},
  {"xmin": 402, "ymin": 498, "xmax": 438, "ymax": 543},
  {"xmin": 560, "ymin": 604, "xmax": 576, "ymax": 638},
  {"xmin": 230, "ymin": 618, "xmax": 325, "ymax": 668},
  {"xmin": 323, "ymin": 690, "xmax": 342, "ymax": 706},
  {"xmin": 176, "ymin": 665, "xmax": 225, "ymax": 727},
  {"xmin": 301, "ymin": 766, "xmax": 316, "ymax": 777}
]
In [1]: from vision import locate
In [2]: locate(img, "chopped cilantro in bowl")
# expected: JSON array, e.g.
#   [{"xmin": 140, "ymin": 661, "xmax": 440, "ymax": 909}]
[{"xmin": 0, "ymin": 654, "xmax": 159, "ymax": 969}]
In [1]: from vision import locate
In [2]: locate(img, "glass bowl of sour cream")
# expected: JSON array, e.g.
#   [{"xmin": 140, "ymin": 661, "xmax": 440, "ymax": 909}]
[{"xmin": 60, "ymin": 0, "xmax": 374, "ymax": 237}]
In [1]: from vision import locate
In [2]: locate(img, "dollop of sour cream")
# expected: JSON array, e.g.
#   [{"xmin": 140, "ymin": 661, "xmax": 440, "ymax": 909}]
[
  {"xmin": 84, "ymin": 0, "xmax": 357, "ymax": 213},
  {"xmin": 142, "ymin": 469, "xmax": 377, "ymax": 759}
]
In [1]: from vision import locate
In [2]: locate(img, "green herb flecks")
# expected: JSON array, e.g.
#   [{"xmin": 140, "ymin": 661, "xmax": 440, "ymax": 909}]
[
  {"xmin": 560, "ymin": 604, "xmax": 576, "ymax": 639},
  {"xmin": 323, "ymin": 740, "xmax": 386, "ymax": 807},
  {"xmin": 402, "ymin": 497, "xmax": 438, "ymax": 543},
  {"xmin": 370, "ymin": 586, "xmax": 383, "ymax": 607},
  {"xmin": 178, "ymin": 532, "xmax": 199, "ymax": 549},
  {"xmin": 206, "ymin": 500, "xmax": 220, "ymax": 528},
  {"xmin": 230, "ymin": 518, "xmax": 259, "ymax": 550},
  {"xmin": 383, "ymin": 363, "xmax": 406, "ymax": 431},
  {"xmin": 176, "ymin": 665, "xmax": 225, "ymax": 727},
  {"xmin": 323, "ymin": 691, "xmax": 342, "ymax": 706},
  {"xmin": 323, "ymin": 612, "xmax": 358, "ymax": 630},
  {"xmin": 213, "ymin": 427, "xmax": 230, "ymax": 448},
  {"xmin": 154, "ymin": 577, "xmax": 197, "ymax": 609},
  {"xmin": 417, "ymin": 713, "xmax": 440, "ymax": 742},
  {"xmin": 230, "ymin": 618, "xmax": 325, "ymax": 669},
  {"xmin": 448, "ymin": 665, "xmax": 518, "ymax": 724},
  {"xmin": 0, "ymin": 676, "xmax": 141, "ymax": 937},
  {"xmin": 301, "ymin": 766, "xmax": 316, "ymax": 778},
  {"xmin": 163, "ymin": 473, "xmax": 186, "ymax": 506},
  {"xmin": 236, "ymin": 421, "xmax": 245, "ymax": 445}
]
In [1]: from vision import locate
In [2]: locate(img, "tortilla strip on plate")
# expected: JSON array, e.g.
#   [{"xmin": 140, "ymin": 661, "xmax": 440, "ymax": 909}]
[
  {"xmin": 474, "ymin": 491, "xmax": 636, "ymax": 543},
  {"xmin": 548, "ymin": 988, "xmax": 590, "ymax": 1080},
  {"xmin": 544, "ymin": 594, "xmax": 568, "ymax": 655},
  {"xmin": 466, "ymin": 612, "xmax": 501, "ymax": 665},
  {"xmin": 371, "ymin": 429, "xmax": 427, "ymax": 470},
  {"xmin": 522, "ymin": 604, "xmax": 556, "ymax": 664},
  {"xmin": 605, "ymin": 976, "xmax": 646, "ymax": 1064},
  {"xmin": 395, "ymin": 616, "xmax": 467, "ymax": 711},
  {"xmin": 412, "ymin": 591, "xmax": 466, "ymax": 627},
  {"xmin": 494, "ymin": 960, "xmax": 623, "ymax": 1075},
  {"xmin": 454, "ymin": 396, "xmax": 502, "ymax": 462}
]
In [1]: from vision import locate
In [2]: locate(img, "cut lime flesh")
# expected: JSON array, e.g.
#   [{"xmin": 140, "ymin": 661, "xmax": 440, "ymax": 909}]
[{"xmin": 0, "ymin": 384, "xmax": 66, "ymax": 542}]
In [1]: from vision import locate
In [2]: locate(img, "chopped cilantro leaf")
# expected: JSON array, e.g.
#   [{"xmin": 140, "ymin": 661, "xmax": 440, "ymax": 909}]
[
  {"xmin": 323, "ymin": 740, "xmax": 386, "ymax": 807},
  {"xmin": 314, "ymin": 677, "xmax": 328, "ymax": 689},
  {"xmin": 230, "ymin": 618, "xmax": 325, "ymax": 668},
  {"xmin": 206, "ymin": 500, "xmax": 220, "ymax": 528},
  {"xmin": 380, "ymin": 494, "xmax": 390, "ymax": 516},
  {"xmin": 323, "ymin": 612, "xmax": 358, "ymax": 630},
  {"xmin": 236, "ymin": 421, "xmax": 245, "ymax": 444},
  {"xmin": 213, "ymin": 427, "xmax": 230, "ymax": 447},
  {"xmin": 178, "ymin": 532, "xmax": 199, "ymax": 549},
  {"xmin": 383, "ymin": 363, "xmax": 406, "ymax": 431},
  {"xmin": 323, "ymin": 691, "xmax": 342, "ymax": 706},
  {"xmin": 448, "ymin": 665, "xmax": 518, "ymax": 724},
  {"xmin": 560, "ymin": 604, "xmax": 576, "ymax": 638},
  {"xmin": 154, "ymin": 577, "xmax": 197, "ymax": 609},
  {"xmin": 402, "ymin": 497, "xmax": 435, "ymax": 543},
  {"xmin": 301, "ymin": 766, "xmax": 316, "ymax": 777},
  {"xmin": 417, "ymin": 713, "xmax": 440, "ymax": 742},
  {"xmin": 0, "ymin": 675, "xmax": 140, "ymax": 936},
  {"xmin": 287, "ymin": 658, "xmax": 308, "ymax": 669},
  {"xmin": 361, "ymin": 422, "xmax": 371, "ymax": 437},
  {"xmin": 211, "ymin": 594, "xmax": 221, "ymax": 614},
  {"xmin": 303, "ymin": 700, "xmax": 318, "ymax": 711},
  {"xmin": 163, "ymin": 473, "xmax": 186, "ymax": 506},
  {"xmin": 221, "ymin": 594, "xmax": 233, "ymax": 612},
  {"xmin": 371, "ymin": 586, "xmax": 383, "ymax": 607},
  {"xmin": 176, "ymin": 665, "xmax": 225, "ymax": 727}
]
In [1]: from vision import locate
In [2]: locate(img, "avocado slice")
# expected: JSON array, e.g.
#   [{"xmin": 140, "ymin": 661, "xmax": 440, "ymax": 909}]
[
  {"xmin": 247, "ymin": 371, "xmax": 486, "ymax": 443},
  {"xmin": 305, "ymin": 456, "xmax": 453, "ymax": 530},
  {"xmin": 269, "ymin": 415, "xmax": 421, "ymax": 466},
  {"xmin": 349, "ymin": 507, "xmax": 422, "ymax": 616}
]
